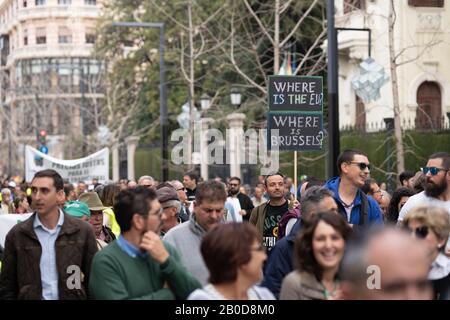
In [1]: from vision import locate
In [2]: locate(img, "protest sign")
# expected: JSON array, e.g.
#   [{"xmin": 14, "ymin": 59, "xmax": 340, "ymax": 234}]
[
  {"xmin": 268, "ymin": 75, "xmax": 323, "ymax": 112},
  {"xmin": 0, "ymin": 213, "xmax": 33, "ymax": 247},
  {"xmin": 25, "ymin": 146, "xmax": 109, "ymax": 183},
  {"xmin": 267, "ymin": 113, "xmax": 324, "ymax": 151}
]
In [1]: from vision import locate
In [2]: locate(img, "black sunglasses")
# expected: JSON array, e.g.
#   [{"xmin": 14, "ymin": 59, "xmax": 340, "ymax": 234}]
[
  {"xmin": 348, "ymin": 162, "xmax": 371, "ymax": 171},
  {"xmin": 404, "ymin": 226, "xmax": 429, "ymax": 239},
  {"xmin": 421, "ymin": 166, "xmax": 447, "ymax": 176}
]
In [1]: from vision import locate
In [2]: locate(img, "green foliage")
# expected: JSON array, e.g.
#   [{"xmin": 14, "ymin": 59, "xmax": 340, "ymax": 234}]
[{"xmin": 134, "ymin": 130, "xmax": 450, "ymax": 184}]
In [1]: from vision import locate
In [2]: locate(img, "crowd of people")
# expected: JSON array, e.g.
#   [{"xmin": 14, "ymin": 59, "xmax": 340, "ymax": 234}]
[{"xmin": 0, "ymin": 149, "xmax": 449, "ymax": 300}]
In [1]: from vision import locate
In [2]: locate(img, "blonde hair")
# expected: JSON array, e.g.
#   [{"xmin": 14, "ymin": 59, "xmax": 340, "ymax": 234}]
[{"xmin": 402, "ymin": 206, "xmax": 450, "ymax": 248}]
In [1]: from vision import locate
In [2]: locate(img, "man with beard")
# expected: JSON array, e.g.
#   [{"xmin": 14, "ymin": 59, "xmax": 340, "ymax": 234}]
[
  {"xmin": 398, "ymin": 152, "xmax": 450, "ymax": 224},
  {"xmin": 325, "ymin": 149, "xmax": 383, "ymax": 227},
  {"xmin": 163, "ymin": 180, "xmax": 227, "ymax": 285},
  {"xmin": 226, "ymin": 177, "xmax": 254, "ymax": 222},
  {"xmin": 250, "ymin": 172, "xmax": 289, "ymax": 251}
]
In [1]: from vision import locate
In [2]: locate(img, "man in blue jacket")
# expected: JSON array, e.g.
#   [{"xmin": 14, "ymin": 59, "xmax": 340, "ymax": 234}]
[{"xmin": 325, "ymin": 149, "xmax": 383, "ymax": 226}]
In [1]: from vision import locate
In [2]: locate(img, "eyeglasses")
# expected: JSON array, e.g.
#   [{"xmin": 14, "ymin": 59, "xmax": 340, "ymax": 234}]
[
  {"xmin": 251, "ymin": 244, "xmax": 266, "ymax": 252},
  {"xmin": 404, "ymin": 226, "xmax": 429, "ymax": 239},
  {"xmin": 149, "ymin": 207, "xmax": 163, "ymax": 217},
  {"xmin": 348, "ymin": 162, "xmax": 371, "ymax": 171},
  {"xmin": 421, "ymin": 166, "xmax": 447, "ymax": 176},
  {"xmin": 383, "ymin": 279, "xmax": 431, "ymax": 293}
]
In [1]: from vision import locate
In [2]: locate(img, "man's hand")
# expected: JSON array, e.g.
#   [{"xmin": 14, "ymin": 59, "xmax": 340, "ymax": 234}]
[
  {"xmin": 239, "ymin": 210, "xmax": 247, "ymax": 216},
  {"xmin": 140, "ymin": 231, "xmax": 169, "ymax": 264}
]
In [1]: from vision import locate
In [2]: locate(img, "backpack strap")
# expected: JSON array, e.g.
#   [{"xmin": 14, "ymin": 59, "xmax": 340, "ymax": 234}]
[{"xmin": 359, "ymin": 191, "xmax": 369, "ymax": 226}]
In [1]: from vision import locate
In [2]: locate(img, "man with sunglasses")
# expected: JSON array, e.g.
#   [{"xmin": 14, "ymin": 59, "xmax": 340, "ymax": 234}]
[
  {"xmin": 325, "ymin": 149, "xmax": 383, "ymax": 227},
  {"xmin": 398, "ymin": 152, "xmax": 450, "ymax": 228}
]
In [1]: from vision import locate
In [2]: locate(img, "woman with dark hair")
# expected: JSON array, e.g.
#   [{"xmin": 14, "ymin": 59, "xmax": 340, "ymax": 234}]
[
  {"xmin": 386, "ymin": 187, "xmax": 415, "ymax": 224},
  {"xmin": 188, "ymin": 222, "xmax": 275, "ymax": 300},
  {"xmin": 13, "ymin": 192, "xmax": 30, "ymax": 214},
  {"xmin": 98, "ymin": 183, "xmax": 121, "ymax": 237},
  {"xmin": 280, "ymin": 212, "xmax": 352, "ymax": 300}
]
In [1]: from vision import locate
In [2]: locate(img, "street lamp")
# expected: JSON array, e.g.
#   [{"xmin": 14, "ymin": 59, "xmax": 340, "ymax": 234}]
[
  {"xmin": 326, "ymin": 0, "xmax": 372, "ymax": 178},
  {"xmin": 200, "ymin": 93, "xmax": 211, "ymax": 111},
  {"xmin": 230, "ymin": 87, "xmax": 242, "ymax": 107},
  {"xmin": 112, "ymin": 21, "xmax": 168, "ymax": 181}
]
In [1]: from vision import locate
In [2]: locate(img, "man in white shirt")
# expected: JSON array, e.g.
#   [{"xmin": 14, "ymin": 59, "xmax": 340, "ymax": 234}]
[
  {"xmin": 398, "ymin": 152, "xmax": 450, "ymax": 255},
  {"xmin": 398, "ymin": 152, "xmax": 450, "ymax": 223}
]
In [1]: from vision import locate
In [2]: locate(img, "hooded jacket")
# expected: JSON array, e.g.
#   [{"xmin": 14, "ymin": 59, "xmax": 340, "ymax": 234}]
[{"xmin": 325, "ymin": 177, "xmax": 383, "ymax": 225}]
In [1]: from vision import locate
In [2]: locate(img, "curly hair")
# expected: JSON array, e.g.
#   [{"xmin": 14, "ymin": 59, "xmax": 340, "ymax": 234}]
[
  {"xmin": 386, "ymin": 187, "xmax": 415, "ymax": 224},
  {"xmin": 294, "ymin": 212, "xmax": 352, "ymax": 281}
]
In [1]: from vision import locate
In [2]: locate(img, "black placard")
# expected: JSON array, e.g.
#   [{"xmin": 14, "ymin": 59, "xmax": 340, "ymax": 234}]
[
  {"xmin": 267, "ymin": 113, "xmax": 324, "ymax": 151},
  {"xmin": 268, "ymin": 75, "xmax": 323, "ymax": 112}
]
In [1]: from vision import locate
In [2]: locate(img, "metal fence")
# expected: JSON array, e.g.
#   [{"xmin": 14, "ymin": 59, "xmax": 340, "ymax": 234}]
[{"xmin": 341, "ymin": 116, "xmax": 450, "ymax": 132}]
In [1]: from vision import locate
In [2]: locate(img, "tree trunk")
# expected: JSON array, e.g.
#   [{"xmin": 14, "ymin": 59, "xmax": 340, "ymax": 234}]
[
  {"xmin": 388, "ymin": 0, "xmax": 405, "ymax": 176},
  {"xmin": 188, "ymin": 0, "xmax": 195, "ymax": 169}
]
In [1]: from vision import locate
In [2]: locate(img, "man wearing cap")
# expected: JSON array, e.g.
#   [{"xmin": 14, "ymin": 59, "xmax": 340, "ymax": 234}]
[
  {"xmin": 156, "ymin": 185, "xmax": 183, "ymax": 236},
  {"xmin": 79, "ymin": 192, "xmax": 115, "ymax": 249},
  {"xmin": 64, "ymin": 201, "xmax": 90, "ymax": 221},
  {"xmin": 89, "ymin": 187, "xmax": 201, "ymax": 299}
]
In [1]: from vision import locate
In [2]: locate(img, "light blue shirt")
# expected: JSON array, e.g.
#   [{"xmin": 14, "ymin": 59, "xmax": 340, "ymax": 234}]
[
  {"xmin": 116, "ymin": 235, "xmax": 148, "ymax": 259},
  {"xmin": 33, "ymin": 210, "xmax": 64, "ymax": 300}
]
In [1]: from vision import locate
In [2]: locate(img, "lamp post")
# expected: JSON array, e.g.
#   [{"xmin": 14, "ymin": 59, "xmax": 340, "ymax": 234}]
[
  {"xmin": 384, "ymin": 117, "xmax": 395, "ymax": 193},
  {"xmin": 326, "ymin": 0, "xmax": 372, "ymax": 178},
  {"xmin": 200, "ymin": 93, "xmax": 211, "ymax": 111},
  {"xmin": 230, "ymin": 86, "xmax": 242, "ymax": 107},
  {"xmin": 112, "ymin": 21, "xmax": 168, "ymax": 181}
]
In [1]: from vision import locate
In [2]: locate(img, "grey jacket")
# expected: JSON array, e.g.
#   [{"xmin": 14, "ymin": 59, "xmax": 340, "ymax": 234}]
[
  {"xmin": 163, "ymin": 214, "xmax": 209, "ymax": 285},
  {"xmin": 280, "ymin": 271, "xmax": 326, "ymax": 300}
]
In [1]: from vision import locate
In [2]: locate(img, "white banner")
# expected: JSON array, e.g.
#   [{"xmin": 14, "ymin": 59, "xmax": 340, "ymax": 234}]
[
  {"xmin": 0, "ymin": 213, "xmax": 33, "ymax": 248},
  {"xmin": 25, "ymin": 146, "xmax": 109, "ymax": 184}
]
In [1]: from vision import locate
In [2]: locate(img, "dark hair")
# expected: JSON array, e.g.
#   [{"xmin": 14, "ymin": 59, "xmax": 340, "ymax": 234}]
[
  {"xmin": 361, "ymin": 178, "xmax": 377, "ymax": 195},
  {"xmin": 114, "ymin": 186, "xmax": 157, "ymax": 232},
  {"xmin": 399, "ymin": 171, "xmax": 415, "ymax": 185},
  {"xmin": 201, "ymin": 222, "xmax": 261, "ymax": 284},
  {"xmin": 32, "ymin": 169, "xmax": 64, "ymax": 191},
  {"xmin": 63, "ymin": 183, "xmax": 74, "ymax": 197},
  {"xmin": 195, "ymin": 180, "xmax": 227, "ymax": 205},
  {"xmin": 295, "ymin": 211, "xmax": 352, "ymax": 281},
  {"xmin": 101, "ymin": 184, "xmax": 121, "ymax": 207},
  {"xmin": 183, "ymin": 171, "xmax": 198, "ymax": 184},
  {"xmin": 264, "ymin": 172, "xmax": 285, "ymax": 186},
  {"xmin": 386, "ymin": 187, "xmax": 415, "ymax": 223},
  {"xmin": 13, "ymin": 192, "xmax": 27, "ymax": 209},
  {"xmin": 337, "ymin": 149, "xmax": 368, "ymax": 175},
  {"xmin": 229, "ymin": 177, "xmax": 241, "ymax": 184},
  {"xmin": 429, "ymin": 152, "xmax": 450, "ymax": 170}
]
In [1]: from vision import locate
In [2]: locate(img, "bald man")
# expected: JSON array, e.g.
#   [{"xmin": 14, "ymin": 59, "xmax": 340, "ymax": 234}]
[{"xmin": 340, "ymin": 228, "xmax": 433, "ymax": 300}]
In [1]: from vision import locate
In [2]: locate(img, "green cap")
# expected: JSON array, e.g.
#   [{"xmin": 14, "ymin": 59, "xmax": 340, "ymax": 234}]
[{"xmin": 64, "ymin": 201, "xmax": 91, "ymax": 218}]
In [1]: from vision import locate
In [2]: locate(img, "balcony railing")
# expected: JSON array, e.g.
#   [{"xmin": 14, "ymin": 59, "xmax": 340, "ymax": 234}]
[{"xmin": 341, "ymin": 116, "xmax": 450, "ymax": 132}]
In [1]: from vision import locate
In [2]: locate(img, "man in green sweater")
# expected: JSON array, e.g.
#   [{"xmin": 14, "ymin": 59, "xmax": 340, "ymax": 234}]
[{"xmin": 89, "ymin": 187, "xmax": 201, "ymax": 299}]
